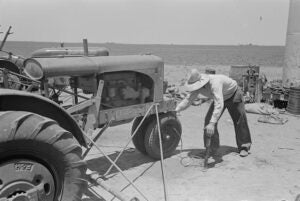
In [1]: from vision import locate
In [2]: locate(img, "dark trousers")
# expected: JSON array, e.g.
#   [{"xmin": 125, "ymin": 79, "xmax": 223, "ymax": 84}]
[{"xmin": 203, "ymin": 88, "xmax": 252, "ymax": 151}]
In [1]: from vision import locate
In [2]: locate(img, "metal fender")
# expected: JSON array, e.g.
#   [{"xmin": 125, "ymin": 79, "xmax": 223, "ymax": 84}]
[{"xmin": 0, "ymin": 88, "xmax": 87, "ymax": 147}]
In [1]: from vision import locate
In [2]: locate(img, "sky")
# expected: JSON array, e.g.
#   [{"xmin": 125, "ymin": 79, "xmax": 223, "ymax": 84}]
[{"xmin": 0, "ymin": 0, "xmax": 290, "ymax": 45}]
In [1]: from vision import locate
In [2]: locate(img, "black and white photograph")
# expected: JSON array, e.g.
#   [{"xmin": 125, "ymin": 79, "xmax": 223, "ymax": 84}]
[{"xmin": 0, "ymin": 0, "xmax": 300, "ymax": 200}]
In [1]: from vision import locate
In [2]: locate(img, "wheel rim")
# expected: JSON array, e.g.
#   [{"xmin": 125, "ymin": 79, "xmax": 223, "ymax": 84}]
[{"xmin": 0, "ymin": 159, "xmax": 55, "ymax": 201}]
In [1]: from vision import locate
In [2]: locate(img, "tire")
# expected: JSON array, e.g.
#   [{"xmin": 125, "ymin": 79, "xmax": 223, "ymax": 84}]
[
  {"xmin": 144, "ymin": 112, "xmax": 182, "ymax": 159},
  {"xmin": 131, "ymin": 115, "xmax": 155, "ymax": 154},
  {"xmin": 0, "ymin": 111, "xmax": 86, "ymax": 201}
]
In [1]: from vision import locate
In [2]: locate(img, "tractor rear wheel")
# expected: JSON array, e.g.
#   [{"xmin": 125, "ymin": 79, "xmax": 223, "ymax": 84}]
[
  {"xmin": 131, "ymin": 115, "xmax": 155, "ymax": 154},
  {"xmin": 0, "ymin": 111, "xmax": 86, "ymax": 201},
  {"xmin": 144, "ymin": 112, "xmax": 182, "ymax": 159}
]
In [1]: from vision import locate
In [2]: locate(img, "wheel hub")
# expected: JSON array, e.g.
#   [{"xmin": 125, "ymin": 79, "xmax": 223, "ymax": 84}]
[
  {"xmin": 161, "ymin": 125, "xmax": 176, "ymax": 147},
  {"xmin": 6, "ymin": 191, "xmax": 29, "ymax": 201},
  {"xmin": 0, "ymin": 159, "xmax": 55, "ymax": 201}
]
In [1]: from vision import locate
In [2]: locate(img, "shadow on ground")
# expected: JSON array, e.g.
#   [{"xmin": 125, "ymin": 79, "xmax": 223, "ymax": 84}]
[
  {"xmin": 180, "ymin": 145, "xmax": 238, "ymax": 168},
  {"xmin": 86, "ymin": 145, "xmax": 238, "ymax": 175},
  {"xmin": 86, "ymin": 148, "xmax": 154, "ymax": 176}
]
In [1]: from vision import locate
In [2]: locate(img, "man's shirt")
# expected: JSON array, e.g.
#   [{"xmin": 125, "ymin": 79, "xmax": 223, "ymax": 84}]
[{"xmin": 177, "ymin": 74, "xmax": 238, "ymax": 123}]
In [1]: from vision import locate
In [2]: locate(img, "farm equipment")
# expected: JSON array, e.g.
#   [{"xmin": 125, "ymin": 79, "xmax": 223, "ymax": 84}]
[
  {"xmin": 0, "ymin": 39, "xmax": 182, "ymax": 201},
  {"xmin": 0, "ymin": 26, "xmax": 27, "ymax": 90},
  {"xmin": 230, "ymin": 65, "xmax": 263, "ymax": 103}
]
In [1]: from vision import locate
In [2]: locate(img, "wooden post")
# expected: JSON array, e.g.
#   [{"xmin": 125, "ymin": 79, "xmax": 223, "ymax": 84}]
[{"xmin": 84, "ymin": 80, "xmax": 104, "ymax": 132}]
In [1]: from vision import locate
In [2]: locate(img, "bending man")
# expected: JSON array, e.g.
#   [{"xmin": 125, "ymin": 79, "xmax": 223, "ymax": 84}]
[{"xmin": 176, "ymin": 69, "xmax": 252, "ymax": 157}]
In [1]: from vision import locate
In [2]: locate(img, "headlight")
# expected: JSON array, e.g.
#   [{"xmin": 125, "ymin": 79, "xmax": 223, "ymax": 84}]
[{"xmin": 24, "ymin": 59, "xmax": 44, "ymax": 80}]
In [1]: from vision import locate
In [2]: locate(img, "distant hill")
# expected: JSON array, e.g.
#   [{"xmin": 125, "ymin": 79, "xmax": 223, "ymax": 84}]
[{"xmin": 2, "ymin": 41, "xmax": 284, "ymax": 67}]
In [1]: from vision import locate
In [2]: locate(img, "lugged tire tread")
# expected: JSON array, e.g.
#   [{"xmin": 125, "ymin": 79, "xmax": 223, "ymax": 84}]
[
  {"xmin": 8, "ymin": 113, "xmax": 34, "ymax": 141},
  {"xmin": 0, "ymin": 111, "xmax": 86, "ymax": 201},
  {"xmin": 28, "ymin": 119, "xmax": 57, "ymax": 139}
]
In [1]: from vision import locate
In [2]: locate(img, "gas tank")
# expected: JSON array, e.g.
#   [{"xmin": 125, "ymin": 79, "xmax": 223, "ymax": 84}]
[{"xmin": 31, "ymin": 47, "xmax": 109, "ymax": 58}]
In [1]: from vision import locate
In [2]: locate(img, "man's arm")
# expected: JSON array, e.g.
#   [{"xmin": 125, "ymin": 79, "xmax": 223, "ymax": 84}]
[
  {"xmin": 209, "ymin": 83, "xmax": 224, "ymax": 124},
  {"xmin": 204, "ymin": 82, "xmax": 224, "ymax": 136},
  {"xmin": 175, "ymin": 90, "xmax": 199, "ymax": 112}
]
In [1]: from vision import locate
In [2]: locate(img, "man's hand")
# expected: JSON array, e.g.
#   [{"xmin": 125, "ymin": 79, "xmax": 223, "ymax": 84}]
[
  {"xmin": 175, "ymin": 105, "xmax": 180, "ymax": 113},
  {"xmin": 205, "ymin": 122, "xmax": 215, "ymax": 137},
  {"xmin": 175, "ymin": 105, "xmax": 181, "ymax": 116}
]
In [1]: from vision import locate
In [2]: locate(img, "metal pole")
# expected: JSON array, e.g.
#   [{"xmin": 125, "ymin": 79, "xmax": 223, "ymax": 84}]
[
  {"xmin": 89, "ymin": 172, "xmax": 139, "ymax": 201},
  {"xmin": 82, "ymin": 132, "xmax": 149, "ymax": 201},
  {"xmin": 0, "ymin": 26, "xmax": 13, "ymax": 51},
  {"xmin": 83, "ymin": 38, "xmax": 89, "ymax": 56},
  {"xmin": 53, "ymin": 86, "xmax": 89, "ymax": 100},
  {"xmin": 155, "ymin": 104, "xmax": 169, "ymax": 201},
  {"xmin": 72, "ymin": 77, "xmax": 79, "ymax": 104},
  {"xmin": 104, "ymin": 104, "xmax": 155, "ymax": 176}
]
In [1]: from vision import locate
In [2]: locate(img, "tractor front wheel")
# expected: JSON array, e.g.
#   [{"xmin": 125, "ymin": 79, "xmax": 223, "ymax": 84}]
[
  {"xmin": 0, "ymin": 111, "xmax": 86, "ymax": 201},
  {"xmin": 144, "ymin": 112, "xmax": 182, "ymax": 159},
  {"xmin": 131, "ymin": 115, "xmax": 155, "ymax": 155}
]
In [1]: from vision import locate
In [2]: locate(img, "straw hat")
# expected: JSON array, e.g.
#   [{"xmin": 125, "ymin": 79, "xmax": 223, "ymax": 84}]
[{"xmin": 185, "ymin": 69, "xmax": 209, "ymax": 92}]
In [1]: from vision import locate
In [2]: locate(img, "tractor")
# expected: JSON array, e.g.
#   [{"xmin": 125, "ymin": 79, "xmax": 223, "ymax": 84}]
[{"xmin": 0, "ymin": 40, "xmax": 182, "ymax": 201}]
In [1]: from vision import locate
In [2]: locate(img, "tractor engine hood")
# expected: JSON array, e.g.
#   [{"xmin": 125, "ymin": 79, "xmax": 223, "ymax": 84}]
[{"xmin": 23, "ymin": 54, "xmax": 164, "ymax": 80}]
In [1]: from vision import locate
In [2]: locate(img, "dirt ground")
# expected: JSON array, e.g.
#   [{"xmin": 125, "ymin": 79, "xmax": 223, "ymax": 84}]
[{"xmin": 85, "ymin": 65, "xmax": 300, "ymax": 201}]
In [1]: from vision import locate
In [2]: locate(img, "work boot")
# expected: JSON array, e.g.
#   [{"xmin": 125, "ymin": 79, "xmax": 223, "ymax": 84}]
[
  {"xmin": 239, "ymin": 144, "xmax": 251, "ymax": 157},
  {"xmin": 239, "ymin": 149, "xmax": 249, "ymax": 157},
  {"xmin": 207, "ymin": 156, "xmax": 216, "ymax": 164}
]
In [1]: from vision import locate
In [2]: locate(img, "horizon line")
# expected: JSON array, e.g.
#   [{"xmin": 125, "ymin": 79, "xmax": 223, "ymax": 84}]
[{"xmin": 4, "ymin": 40, "xmax": 285, "ymax": 47}]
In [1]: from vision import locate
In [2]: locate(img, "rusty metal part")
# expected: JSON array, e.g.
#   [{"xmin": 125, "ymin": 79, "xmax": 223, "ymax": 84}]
[{"xmin": 0, "ymin": 159, "xmax": 55, "ymax": 201}]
